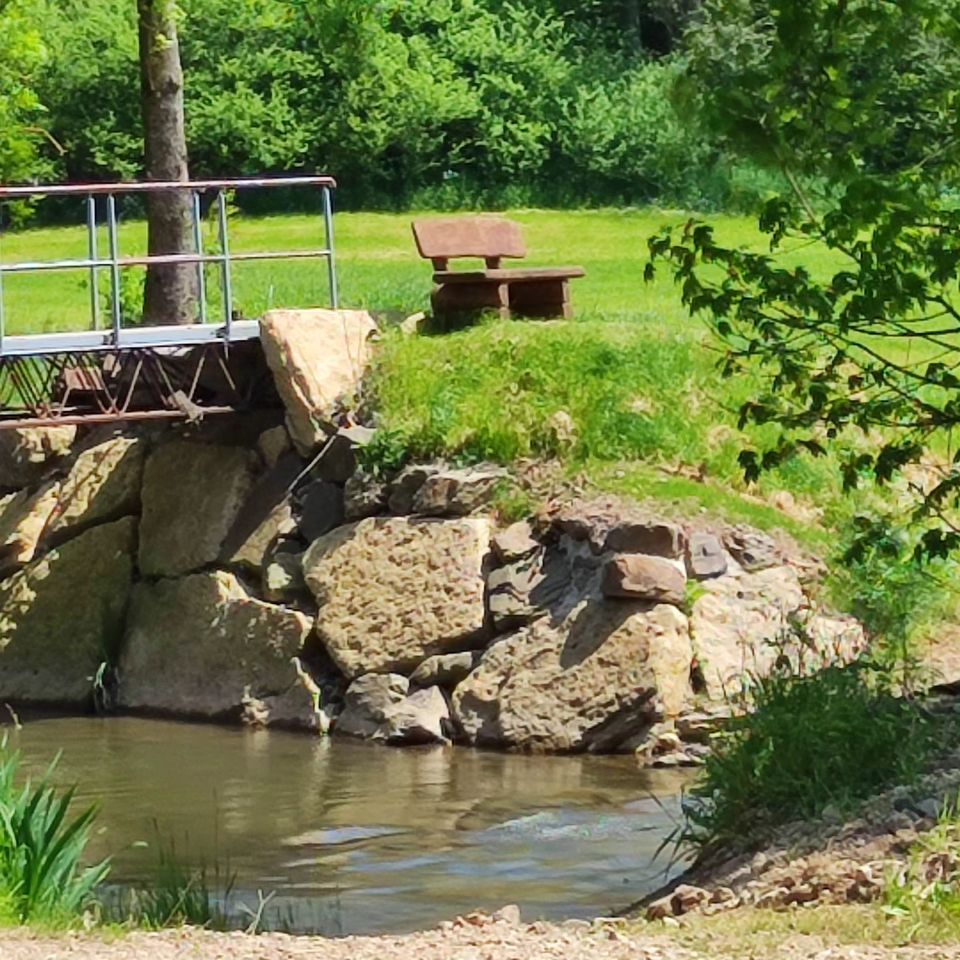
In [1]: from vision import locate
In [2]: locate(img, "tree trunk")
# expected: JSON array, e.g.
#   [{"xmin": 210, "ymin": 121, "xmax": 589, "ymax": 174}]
[{"xmin": 138, "ymin": 0, "xmax": 198, "ymax": 326}]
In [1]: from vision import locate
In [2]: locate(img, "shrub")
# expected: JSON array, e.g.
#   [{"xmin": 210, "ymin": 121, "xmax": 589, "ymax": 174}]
[
  {"xmin": 0, "ymin": 742, "xmax": 109, "ymax": 924},
  {"xmin": 682, "ymin": 661, "xmax": 941, "ymax": 854}
]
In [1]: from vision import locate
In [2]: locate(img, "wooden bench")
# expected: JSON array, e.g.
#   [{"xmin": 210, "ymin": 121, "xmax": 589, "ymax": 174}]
[{"xmin": 412, "ymin": 216, "xmax": 585, "ymax": 323}]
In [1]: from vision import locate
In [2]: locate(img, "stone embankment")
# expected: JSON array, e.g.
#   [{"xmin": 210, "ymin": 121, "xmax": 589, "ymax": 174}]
[{"xmin": 0, "ymin": 308, "xmax": 865, "ymax": 758}]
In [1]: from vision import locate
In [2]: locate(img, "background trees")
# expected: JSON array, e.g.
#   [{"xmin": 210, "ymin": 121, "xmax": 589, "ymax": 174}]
[{"xmin": 14, "ymin": 0, "xmax": 742, "ymax": 211}]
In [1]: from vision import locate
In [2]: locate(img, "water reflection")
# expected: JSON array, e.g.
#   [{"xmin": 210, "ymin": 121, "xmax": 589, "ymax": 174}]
[{"xmin": 10, "ymin": 716, "xmax": 690, "ymax": 935}]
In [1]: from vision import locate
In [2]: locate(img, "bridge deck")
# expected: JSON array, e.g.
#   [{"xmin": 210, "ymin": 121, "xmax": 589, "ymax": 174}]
[{"xmin": 0, "ymin": 321, "xmax": 262, "ymax": 358}]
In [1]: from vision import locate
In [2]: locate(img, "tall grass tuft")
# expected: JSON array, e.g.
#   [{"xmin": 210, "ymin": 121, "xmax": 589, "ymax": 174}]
[
  {"xmin": 117, "ymin": 831, "xmax": 234, "ymax": 930},
  {"xmin": 681, "ymin": 661, "xmax": 942, "ymax": 855},
  {"xmin": 0, "ymin": 741, "xmax": 109, "ymax": 924}
]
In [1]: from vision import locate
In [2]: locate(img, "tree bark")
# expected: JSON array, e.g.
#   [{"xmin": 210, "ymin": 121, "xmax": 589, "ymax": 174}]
[{"xmin": 138, "ymin": 0, "xmax": 198, "ymax": 326}]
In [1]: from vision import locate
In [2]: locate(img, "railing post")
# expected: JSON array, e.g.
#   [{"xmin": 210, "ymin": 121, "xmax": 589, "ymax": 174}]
[
  {"xmin": 216, "ymin": 190, "xmax": 233, "ymax": 340},
  {"xmin": 106, "ymin": 193, "xmax": 122, "ymax": 342},
  {"xmin": 322, "ymin": 185, "xmax": 340, "ymax": 309},
  {"xmin": 86, "ymin": 195, "xmax": 100, "ymax": 330},
  {"xmin": 192, "ymin": 190, "xmax": 208, "ymax": 325}
]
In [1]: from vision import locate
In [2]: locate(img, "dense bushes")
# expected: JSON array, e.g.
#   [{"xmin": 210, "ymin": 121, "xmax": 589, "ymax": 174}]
[{"xmin": 11, "ymin": 0, "xmax": 772, "ymax": 212}]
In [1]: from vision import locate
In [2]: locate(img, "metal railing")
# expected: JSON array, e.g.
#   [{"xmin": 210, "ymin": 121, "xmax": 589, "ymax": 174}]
[{"xmin": 0, "ymin": 175, "xmax": 339, "ymax": 356}]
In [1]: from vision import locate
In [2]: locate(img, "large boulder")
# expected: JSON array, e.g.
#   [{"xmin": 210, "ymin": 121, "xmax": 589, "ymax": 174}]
[
  {"xmin": 139, "ymin": 441, "xmax": 259, "ymax": 577},
  {"xmin": 0, "ymin": 517, "xmax": 136, "ymax": 704},
  {"xmin": 0, "ymin": 426, "xmax": 76, "ymax": 491},
  {"xmin": 46, "ymin": 437, "xmax": 144, "ymax": 541},
  {"xmin": 0, "ymin": 483, "xmax": 61, "ymax": 576},
  {"xmin": 259, "ymin": 308, "xmax": 378, "ymax": 456},
  {"xmin": 453, "ymin": 600, "xmax": 692, "ymax": 753},
  {"xmin": 304, "ymin": 516, "xmax": 492, "ymax": 677},
  {"xmin": 688, "ymin": 564, "xmax": 807, "ymax": 700},
  {"xmin": 601, "ymin": 554, "xmax": 686, "ymax": 605},
  {"xmin": 118, "ymin": 570, "xmax": 316, "ymax": 726}
]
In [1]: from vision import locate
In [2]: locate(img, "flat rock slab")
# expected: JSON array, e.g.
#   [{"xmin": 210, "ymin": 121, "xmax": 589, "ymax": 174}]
[
  {"xmin": 118, "ymin": 570, "xmax": 314, "ymax": 724},
  {"xmin": 304, "ymin": 516, "xmax": 492, "ymax": 678},
  {"xmin": 0, "ymin": 517, "xmax": 136, "ymax": 705},
  {"xmin": 0, "ymin": 483, "xmax": 61, "ymax": 576},
  {"xmin": 453, "ymin": 599, "xmax": 691, "ymax": 752},
  {"xmin": 260, "ymin": 308, "xmax": 377, "ymax": 456},
  {"xmin": 139, "ymin": 441, "xmax": 259, "ymax": 577}
]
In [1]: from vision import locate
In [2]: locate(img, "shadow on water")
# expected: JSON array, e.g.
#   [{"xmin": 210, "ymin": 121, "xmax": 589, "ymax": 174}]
[{"xmin": 7, "ymin": 715, "xmax": 691, "ymax": 935}]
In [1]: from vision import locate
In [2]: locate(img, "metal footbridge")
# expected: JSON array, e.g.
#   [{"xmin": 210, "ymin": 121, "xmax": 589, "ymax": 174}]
[{"xmin": 0, "ymin": 176, "xmax": 338, "ymax": 428}]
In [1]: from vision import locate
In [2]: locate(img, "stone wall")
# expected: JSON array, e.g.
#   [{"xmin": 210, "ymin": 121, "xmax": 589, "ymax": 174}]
[{"xmin": 0, "ymin": 420, "xmax": 865, "ymax": 758}]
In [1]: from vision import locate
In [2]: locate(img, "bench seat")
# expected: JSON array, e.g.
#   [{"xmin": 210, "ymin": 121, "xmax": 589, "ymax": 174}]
[{"xmin": 433, "ymin": 266, "xmax": 586, "ymax": 284}]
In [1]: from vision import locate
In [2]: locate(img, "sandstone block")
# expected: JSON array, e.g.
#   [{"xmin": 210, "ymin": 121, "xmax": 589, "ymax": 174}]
[
  {"xmin": 304, "ymin": 516, "xmax": 492, "ymax": 677},
  {"xmin": 118, "ymin": 570, "xmax": 314, "ymax": 723},
  {"xmin": 604, "ymin": 521, "xmax": 684, "ymax": 558},
  {"xmin": 602, "ymin": 554, "xmax": 686, "ymax": 605},
  {"xmin": 297, "ymin": 480, "xmax": 345, "ymax": 542},
  {"xmin": 221, "ymin": 455, "xmax": 302, "ymax": 572},
  {"xmin": 491, "ymin": 522, "xmax": 539, "ymax": 563},
  {"xmin": 723, "ymin": 526, "xmax": 781, "ymax": 571},
  {"xmin": 410, "ymin": 651, "xmax": 480, "ymax": 689},
  {"xmin": 344, "ymin": 470, "xmax": 387, "ymax": 520},
  {"xmin": 685, "ymin": 532, "xmax": 728, "ymax": 580},
  {"xmin": 0, "ymin": 483, "xmax": 61, "ymax": 576},
  {"xmin": 0, "ymin": 426, "xmax": 76, "ymax": 490},
  {"xmin": 453, "ymin": 600, "xmax": 692, "ymax": 752},
  {"xmin": 257, "ymin": 425, "xmax": 292, "ymax": 468},
  {"xmin": 263, "ymin": 543, "xmax": 307, "ymax": 602},
  {"xmin": 336, "ymin": 674, "xmax": 450, "ymax": 744},
  {"xmin": 260, "ymin": 308, "xmax": 377, "ymax": 456},
  {"xmin": 0, "ymin": 517, "xmax": 136, "ymax": 704},
  {"xmin": 47, "ymin": 437, "xmax": 144, "ymax": 541},
  {"xmin": 312, "ymin": 425, "xmax": 375, "ymax": 484},
  {"xmin": 412, "ymin": 465, "xmax": 508, "ymax": 517},
  {"xmin": 139, "ymin": 441, "xmax": 259, "ymax": 577}
]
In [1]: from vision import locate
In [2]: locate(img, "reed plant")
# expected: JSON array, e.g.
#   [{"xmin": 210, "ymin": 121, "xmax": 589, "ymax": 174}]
[{"xmin": 0, "ymin": 741, "xmax": 109, "ymax": 924}]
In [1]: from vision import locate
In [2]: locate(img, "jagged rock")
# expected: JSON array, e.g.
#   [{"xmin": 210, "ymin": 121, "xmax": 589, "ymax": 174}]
[
  {"xmin": 0, "ymin": 483, "xmax": 61, "ymax": 576},
  {"xmin": 257, "ymin": 425, "xmax": 291, "ymax": 469},
  {"xmin": 491, "ymin": 522, "xmax": 539, "ymax": 563},
  {"xmin": 381, "ymin": 686, "xmax": 451, "ymax": 745},
  {"xmin": 387, "ymin": 465, "xmax": 439, "ymax": 515},
  {"xmin": 487, "ymin": 549, "xmax": 567, "ymax": 630},
  {"xmin": 453, "ymin": 600, "xmax": 691, "ymax": 752},
  {"xmin": 260, "ymin": 308, "xmax": 378, "ymax": 456},
  {"xmin": 221, "ymin": 455, "xmax": 302, "ymax": 572},
  {"xmin": 0, "ymin": 517, "xmax": 136, "ymax": 704},
  {"xmin": 685, "ymin": 532, "xmax": 728, "ymax": 580},
  {"xmin": 313, "ymin": 425, "xmax": 376, "ymax": 484},
  {"xmin": 118, "ymin": 570, "xmax": 314, "ymax": 723},
  {"xmin": 139, "ymin": 441, "xmax": 259, "ymax": 577},
  {"xmin": 602, "ymin": 554, "xmax": 686, "ymax": 606},
  {"xmin": 46, "ymin": 437, "xmax": 144, "ymax": 541},
  {"xmin": 344, "ymin": 470, "xmax": 387, "ymax": 520},
  {"xmin": 304, "ymin": 516, "xmax": 492, "ymax": 678},
  {"xmin": 262, "ymin": 542, "xmax": 307, "ymax": 602},
  {"xmin": 412, "ymin": 465, "xmax": 509, "ymax": 517},
  {"xmin": 604, "ymin": 521, "xmax": 684, "ymax": 559},
  {"xmin": 297, "ymin": 480, "xmax": 345, "ymax": 541},
  {"xmin": 336, "ymin": 674, "xmax": 450, "ymax": 744},
  {"xmin": 723, "ymin": 526, "xmax": 781, "ymax": 571},
  {"xmin": 410, "ymin": 651, "xmax": 480, "ymax": 689},
  {"xmin": 689, "ymin": 565, "xmax": 806, "ymax": 700},
  {"xmin": 0, "ymin": 426, "xmax": 76, "ymax": 490}
]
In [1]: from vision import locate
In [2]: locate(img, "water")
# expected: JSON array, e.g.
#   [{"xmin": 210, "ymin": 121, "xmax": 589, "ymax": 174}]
[{"xmin": 7, "ymin": 715, "xmax": 690, "ymax": 935}]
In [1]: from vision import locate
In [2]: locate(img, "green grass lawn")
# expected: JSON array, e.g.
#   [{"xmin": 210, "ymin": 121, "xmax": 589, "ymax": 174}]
[
  {"xmin": 0, "ymin": 208, "xmax": 841, "ymax": 334},
  {"xmin": 0, "ymin": 207, "xmax": 864, "ymax": 548}
]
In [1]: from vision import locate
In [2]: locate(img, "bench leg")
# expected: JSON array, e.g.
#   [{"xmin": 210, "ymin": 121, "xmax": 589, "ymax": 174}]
[
  {"xmin": 507, "ymin": 278, "xmax": 573, "ymax": 320},
  {"xmin": 431, "ymin": 282, "xmax": 513, "ymax": 328}
]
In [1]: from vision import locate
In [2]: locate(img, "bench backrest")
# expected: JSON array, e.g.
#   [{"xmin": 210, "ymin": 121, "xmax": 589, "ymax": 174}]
[{"xmin": 412, "ymin": 216, "xmax": 527, "ymax": 270}]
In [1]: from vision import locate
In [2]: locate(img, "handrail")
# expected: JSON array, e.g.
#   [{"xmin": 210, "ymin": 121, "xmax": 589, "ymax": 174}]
[
  {"xmin": 0, "ymin": 176, "xmax": 340, "ymax": 355},
  {"xmin": 0, "ymin": 175, "xmax": 337, "ymax": 198}
]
